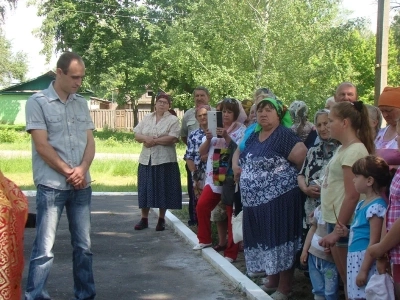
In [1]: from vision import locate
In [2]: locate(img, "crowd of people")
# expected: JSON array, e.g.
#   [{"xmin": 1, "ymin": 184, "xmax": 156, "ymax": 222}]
[
  {"xmin": 134, "ymin": 81, "xmax": 400, "ymax": 300},
  {"xmin": 10, "ymin": 50, "xmax": 400, "ymax": 299}
]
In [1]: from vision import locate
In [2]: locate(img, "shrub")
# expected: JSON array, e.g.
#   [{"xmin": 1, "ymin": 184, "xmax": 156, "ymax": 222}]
[
  {"xmin": 104, "ymin": 136, "xmax": 119, "ymax": 147},
  {"xmin": 0, "ymin": 129, "xmax": 21, "ymax": 143}
]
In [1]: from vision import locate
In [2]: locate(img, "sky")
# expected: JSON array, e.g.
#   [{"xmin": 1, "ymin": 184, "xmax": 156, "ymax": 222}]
[{"xmin": 3, "ymin": 0, "xmax": 380, "ymax": 81}]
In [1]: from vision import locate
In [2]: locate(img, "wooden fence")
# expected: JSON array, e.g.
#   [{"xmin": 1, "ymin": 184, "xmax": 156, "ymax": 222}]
[{"xmin": 90, "ymin": 109, "xmax": 184, "ymax": 131}]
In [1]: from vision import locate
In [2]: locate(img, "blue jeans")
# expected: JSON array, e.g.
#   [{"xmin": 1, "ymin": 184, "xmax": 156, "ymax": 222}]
[
  {"xmin": 308, "ymin": 253, "xmax": 339, "ymax": 300},
  {"xmin": 25, "ymin": 185, "xmax": 96, "ymax": 300}
]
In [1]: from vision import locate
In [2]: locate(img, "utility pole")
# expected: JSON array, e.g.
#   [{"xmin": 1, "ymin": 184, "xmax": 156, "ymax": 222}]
[{"xmin": 374, "ymin": 0, "xmax": 390, "ymax": 105}]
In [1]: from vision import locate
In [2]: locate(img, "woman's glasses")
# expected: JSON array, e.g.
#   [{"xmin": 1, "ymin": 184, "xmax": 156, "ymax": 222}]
[{"xmin": 157, "ymin": 100, "xmax": 169, "ymax": 105}]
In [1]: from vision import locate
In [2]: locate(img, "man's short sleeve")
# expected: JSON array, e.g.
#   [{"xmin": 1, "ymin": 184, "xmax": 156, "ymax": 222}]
[{"xmin": 25, "ymin": 94, "xmax": 47, "ymax": 132}]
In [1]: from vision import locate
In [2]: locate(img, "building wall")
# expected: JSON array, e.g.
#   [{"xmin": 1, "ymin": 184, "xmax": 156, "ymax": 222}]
[
  {"xmin": 0, "ymin": 94, "xmax": 92, "ymax": 125},
  {"xmin": 0, "ymin": 94, "xmax": 29, "ymax": 125}
]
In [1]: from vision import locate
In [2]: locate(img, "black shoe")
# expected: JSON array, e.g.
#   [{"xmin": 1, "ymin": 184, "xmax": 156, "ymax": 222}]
[
  {"xmin": 156, "ymin": 218, "xmax": 165, "ymax": 231},
  {"xmin": 25, "ymin": 213, "xmax": 36, "ymax": 228},
  {"xmin": 134, "ymin": 218, "xmax": 148, "ymax": 230}
]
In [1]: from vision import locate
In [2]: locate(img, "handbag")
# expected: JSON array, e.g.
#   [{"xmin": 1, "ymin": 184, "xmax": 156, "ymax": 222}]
[
  {"xmin": 365, "ymin": 273, "xmax": 395, "ymax": 300},
  {"xmin": 232, "ymin": 210, "xmax": 243, "ymax": 244}
]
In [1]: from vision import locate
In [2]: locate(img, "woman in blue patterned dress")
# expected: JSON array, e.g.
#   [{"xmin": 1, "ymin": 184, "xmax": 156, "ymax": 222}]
[
  {"xmin": 184, "ymin": 105, "xmax": 211, "ymax": 224},
  {"xmin": 233, "ymin": 98, "xmax": 307, "ymax": 299}
]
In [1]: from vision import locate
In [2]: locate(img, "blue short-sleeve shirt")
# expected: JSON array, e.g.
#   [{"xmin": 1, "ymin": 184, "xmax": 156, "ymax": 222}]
[{"xmin": 25, "ymin": 81, "xmax": 95, "ymax": 190}]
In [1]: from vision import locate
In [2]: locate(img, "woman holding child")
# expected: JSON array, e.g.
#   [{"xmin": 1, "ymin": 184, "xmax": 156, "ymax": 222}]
[{"xmin": 233, "ymin": 98, "xmax": 307, "ymax": 300}]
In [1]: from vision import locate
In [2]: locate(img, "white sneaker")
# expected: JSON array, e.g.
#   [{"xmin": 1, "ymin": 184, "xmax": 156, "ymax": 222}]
[
  {"xmin": 193, "ymin": 243, "xmax": 212, "ymax": 250},
  {"xmin": 224, "ymin": 257, "xmax": 234, "ymax": 263}
]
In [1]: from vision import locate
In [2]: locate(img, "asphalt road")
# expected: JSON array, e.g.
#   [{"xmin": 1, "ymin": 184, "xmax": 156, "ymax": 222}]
[{"xmin": 21, "ymin": 195, "xmax": 247, "ymax": 300}]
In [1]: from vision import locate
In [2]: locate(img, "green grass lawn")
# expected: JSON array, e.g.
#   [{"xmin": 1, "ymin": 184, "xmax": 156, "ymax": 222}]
[{"xmin": 0, "ymin": 126, "xmax": 188, "ymax": 191}]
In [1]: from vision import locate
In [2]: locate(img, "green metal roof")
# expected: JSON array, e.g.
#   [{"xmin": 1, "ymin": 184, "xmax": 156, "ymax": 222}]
[
  {"xmin": 0, "ymin": 71, "xmax": 93, "ymax": 95},
  {"xmin": 0, "ymin": 71, "xmax": 56, "ymax": 93}
]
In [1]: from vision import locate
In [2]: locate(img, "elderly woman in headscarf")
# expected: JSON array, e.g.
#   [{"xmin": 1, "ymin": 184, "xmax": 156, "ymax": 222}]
[
  {"xmin": 289, "ymin": 100, "xmax": 316, "ymax": 148},
  {"xmin": 232, "ymin": 98, "xmax": 307, "ymax": 299},
  {"xmin": 297, "ymin": 109, "xmax": 339, "ymax": 229},
  {"xmin": 0, "ymin": 171, "xmax": 28, "ymax": 300}
]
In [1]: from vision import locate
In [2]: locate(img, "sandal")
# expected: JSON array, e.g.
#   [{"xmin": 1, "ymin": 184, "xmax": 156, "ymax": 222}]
[
  {"xmin": 134, "ymin": 218, "xmax": 148, "ymax": 230},
  {"xmin": 156, "ymin": 218, "xmax": 165, "ymax": 231},
  {"xmin": 270, "ymin": 291, "xmax": 290, "ymax": 300},
  {"xmin": 259, "ymin": 284, "xmax": 277, "ymax": 294}
]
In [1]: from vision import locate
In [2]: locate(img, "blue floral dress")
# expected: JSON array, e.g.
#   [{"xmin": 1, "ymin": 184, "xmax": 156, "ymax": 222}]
[
  {"xmin": 239, "ymin": 125, "xmax": 303, "ymax": 274},
  {"xmin": 184, "ymin": 128, "xmax": 206, "ymax": 175}
]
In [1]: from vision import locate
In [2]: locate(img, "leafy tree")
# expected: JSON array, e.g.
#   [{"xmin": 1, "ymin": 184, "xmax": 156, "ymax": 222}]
[
  {"xmin": 0, "ymin": 28, "xmax": 27, "ymax": 88},
  {"xmin": 35, "ymin": 0, "xmax": 387, "ymax": 119},
  {"xmin": 37, "ymin": 0, "xmax": 167, "ymax": 125},
  {"xmin": 0, "ymin": 0, "xmax": 17, "ymax": 22}
]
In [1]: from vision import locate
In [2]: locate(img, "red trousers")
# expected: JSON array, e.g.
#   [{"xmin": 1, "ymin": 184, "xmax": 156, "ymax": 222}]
[{"xmin": 196, "ymin": 184, "xmax": 239, "ymax": 260}]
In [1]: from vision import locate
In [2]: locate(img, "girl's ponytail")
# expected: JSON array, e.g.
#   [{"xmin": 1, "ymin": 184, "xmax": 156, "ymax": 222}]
[
  {"xmin": 356, "ymin": 102, "xmax": 375, "ymax": 154},
  {"xmin": 332, "ymin": 101, "xmax": 375, "ymax": 154}
]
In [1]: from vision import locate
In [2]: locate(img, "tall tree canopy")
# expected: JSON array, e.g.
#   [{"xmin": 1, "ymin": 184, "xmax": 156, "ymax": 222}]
[
  {"xmin": 0, "ymin": 28, "xmax": 27, "ymax": 88},
  {"xmin": 0, "ymin": 0, "xmax": 17, "ymax": 22},
  {"xmin": 35, "ymin": 0, "xmax": 399, "ymax": 114}
]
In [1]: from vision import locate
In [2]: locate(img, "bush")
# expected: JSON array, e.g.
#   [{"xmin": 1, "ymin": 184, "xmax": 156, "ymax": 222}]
[
  {"xmin": 104, "ymin": 136, "xmax": 120, "ymax": 147},
  {"xmin": 0, "ymin": 124, "xmax": 26, "ymax": 132},
  {"xmin": 0, "ymin": 129, "xmax": 22, "ymax": 143}
]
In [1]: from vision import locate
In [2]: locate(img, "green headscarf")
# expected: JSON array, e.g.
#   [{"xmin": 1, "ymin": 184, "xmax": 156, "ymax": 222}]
[{"xmin": 255, "ymin": 98, "xmax": 293, "ymax": 132}]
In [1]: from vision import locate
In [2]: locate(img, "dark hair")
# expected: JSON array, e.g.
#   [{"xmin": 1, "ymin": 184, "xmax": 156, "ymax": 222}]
[
  {"xmin": 56, "ymin": 52, "xmax": 84, "ymax": 74},
  {"xmin": 331, "ymin": 101, "xmax": 375, "ymax": 154},
  {"xmin": 156, "ymin": 92, "xmax": 172, "ymax": 104},
  {"xmin": 352, "ymin": 155, "xmax": 391, "ymax": 194},
  {"xmin": 219, "ymin": 98, "xmax": 240, "ymax": 120},
  {"xmin": 193, "ymin": 86, "xmax": 210, "ymax": 98},
  {"xmin": 168, "ymin": 109, "xmax": 177, "ymax": 116}
]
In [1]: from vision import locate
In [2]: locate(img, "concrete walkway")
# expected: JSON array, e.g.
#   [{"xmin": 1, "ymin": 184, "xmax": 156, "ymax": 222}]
[{"xmin": 22, "ymin": 193, "xmax": 271, "ymax": 300}]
